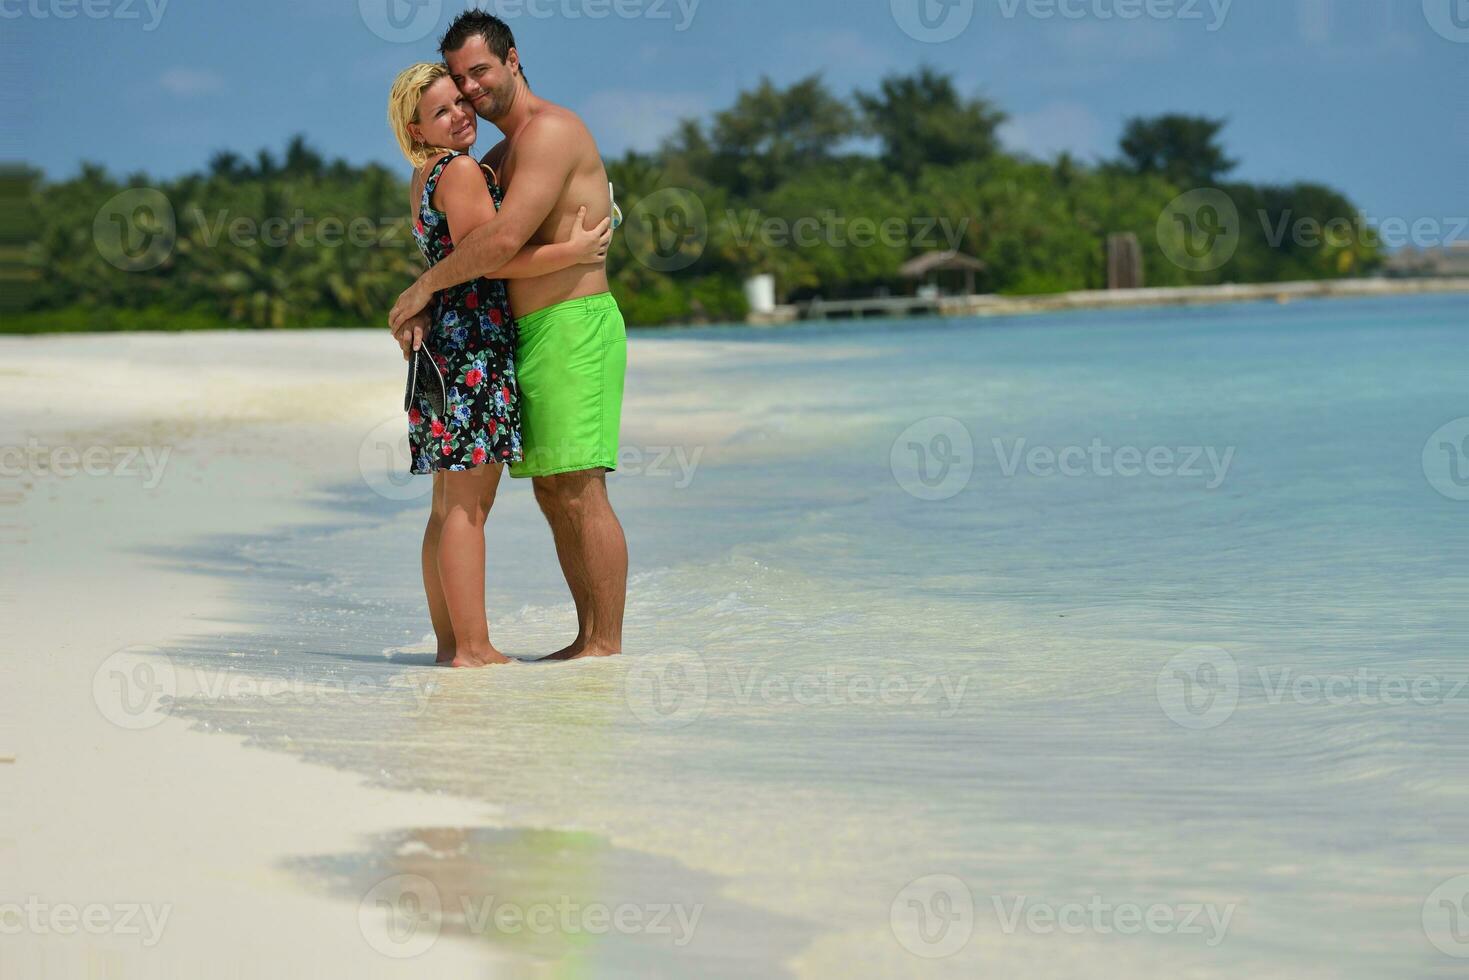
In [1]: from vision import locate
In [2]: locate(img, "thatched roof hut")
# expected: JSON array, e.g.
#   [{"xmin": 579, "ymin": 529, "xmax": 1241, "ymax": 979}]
[{"xmin": 900, "ymin": 250, "xmax": 986, "ymax": 296}]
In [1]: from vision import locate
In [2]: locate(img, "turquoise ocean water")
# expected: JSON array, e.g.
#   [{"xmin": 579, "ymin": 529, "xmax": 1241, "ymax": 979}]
[{"xmin": 161, "ymin": 295, "xmax": 1467, "ymax": 977}]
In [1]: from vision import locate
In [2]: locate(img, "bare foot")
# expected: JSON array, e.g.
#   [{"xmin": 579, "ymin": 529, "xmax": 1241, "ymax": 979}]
[
  {"xmin": 449, "ymin": 644, "xmax": 514, "ymax": 669},
  {"xmin": 435, "ymin": 647, "xmax": 456, "ymax": 665},
  {"xmin": 543, "ymin": 643, "xmax": 620, "ymax": 662},
  {"xmin": 544, "ymin": 637, "xmax": 587, "ymax": 660}
]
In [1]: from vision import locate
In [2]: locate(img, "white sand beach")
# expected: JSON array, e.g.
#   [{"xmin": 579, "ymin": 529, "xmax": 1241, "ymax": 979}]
[
  {"xmin": 0, "ymin": 328, "xmax": 861, "ymax": 978},
  {"xmin": 3, "ymin": 299, "xmax": 1464, "ymax": 979},
  {"xmin": 0, "ymin": 331, "xmax": 516, "ymax": 977}
]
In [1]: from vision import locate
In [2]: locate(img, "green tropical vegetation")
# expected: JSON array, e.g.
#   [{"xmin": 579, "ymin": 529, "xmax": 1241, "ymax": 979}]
[{"xmin": 7, "ymin": 70, "xmax": 1381, "ymax": 332}]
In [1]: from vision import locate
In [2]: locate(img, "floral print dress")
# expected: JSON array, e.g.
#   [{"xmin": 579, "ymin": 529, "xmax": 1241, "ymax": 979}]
[{"xmin": 407, "ymin": 151, "xmax": 522, "ymax": 474}]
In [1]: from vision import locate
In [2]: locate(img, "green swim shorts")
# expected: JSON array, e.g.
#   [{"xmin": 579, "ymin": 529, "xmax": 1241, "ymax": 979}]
[{"xmin": 509, "ymin": 291, "xmax": 627, "ymax": 480}]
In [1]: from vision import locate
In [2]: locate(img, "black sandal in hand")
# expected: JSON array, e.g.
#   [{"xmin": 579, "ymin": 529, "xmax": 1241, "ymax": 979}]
[{"xmin": 404, "ymin": 342, "xmax": 448, "ymax": 419}]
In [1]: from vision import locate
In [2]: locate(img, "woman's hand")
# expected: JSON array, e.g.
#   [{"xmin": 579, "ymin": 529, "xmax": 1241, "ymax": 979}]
[{"xmin": 569, "ymin": 206, "xmax": 614, "ymax": 264}]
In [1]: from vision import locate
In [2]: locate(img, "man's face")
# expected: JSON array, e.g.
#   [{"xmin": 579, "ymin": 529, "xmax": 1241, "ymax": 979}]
[{"xmin": 445, "ymin": 36, "xmax": 517, "ymax": 122}]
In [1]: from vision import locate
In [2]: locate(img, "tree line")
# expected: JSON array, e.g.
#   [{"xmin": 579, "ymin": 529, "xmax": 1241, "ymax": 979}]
[{"xmin": 8, "ymin": 69, "xmax": 1379, "ymax": 332}]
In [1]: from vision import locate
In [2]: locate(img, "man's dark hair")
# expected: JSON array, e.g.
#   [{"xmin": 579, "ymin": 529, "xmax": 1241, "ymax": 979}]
[{"xmin": 439, "ymin": 11, "xmax": 526, "ymax": 84}]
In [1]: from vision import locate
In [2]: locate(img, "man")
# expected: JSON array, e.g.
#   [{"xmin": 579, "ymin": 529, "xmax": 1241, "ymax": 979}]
[{"xmin": 391, "ymin": 11, "xmax": 627, "ymax": 661}]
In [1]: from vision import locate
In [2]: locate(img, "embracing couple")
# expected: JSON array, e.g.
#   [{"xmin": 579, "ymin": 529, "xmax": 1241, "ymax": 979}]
[{"xmin": 385, "ymin": 11, "xmax": 627, "ymax": 668}]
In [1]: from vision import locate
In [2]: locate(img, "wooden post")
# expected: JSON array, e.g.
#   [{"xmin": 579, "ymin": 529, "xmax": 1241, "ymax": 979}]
[{"xmin": 1107, "ymin": 233, "xmax": 1145, "ymax": 290}]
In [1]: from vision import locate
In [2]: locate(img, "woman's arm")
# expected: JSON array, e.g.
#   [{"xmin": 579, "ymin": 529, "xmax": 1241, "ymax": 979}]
[
  {"xmin": 487, "ymin": 207, "xmax": 612, "ymax": 279},
  {"xmin": 437, "ymin": 155, "xmax": 499, "ymax": 245}
]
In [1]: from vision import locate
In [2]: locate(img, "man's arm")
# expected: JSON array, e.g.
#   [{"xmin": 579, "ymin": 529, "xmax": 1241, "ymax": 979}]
[{"xmin": 388, "ymin": 115, "xmax": 580, "ymax": 330}]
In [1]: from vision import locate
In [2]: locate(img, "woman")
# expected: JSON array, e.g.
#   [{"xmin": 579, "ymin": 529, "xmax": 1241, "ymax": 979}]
[{"xmin": 387, "ymin": 62, "xmax": 611, "ymax": 668}]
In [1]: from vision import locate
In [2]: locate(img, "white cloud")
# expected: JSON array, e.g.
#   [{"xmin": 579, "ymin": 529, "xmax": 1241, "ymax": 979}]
[
  {"xmin": 1052, "ymin": 18, "xmax": 1177, "ymax": 59},
  {"xmin": 578, "ymin": 90, "xmax": 712, "ymax": 156},
  {"xmin": 159, "ymin": 68, "xmax": 223, "ymax": 97},
  {"xmin": 791, "ymin": 28, "xmax": 892, "ymax": 71},
  {"xmin": 999, "ymin": 101, "xmax": 1108, "ymax": 161}
]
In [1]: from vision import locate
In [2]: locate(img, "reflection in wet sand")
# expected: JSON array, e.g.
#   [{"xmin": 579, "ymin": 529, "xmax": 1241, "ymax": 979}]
[{"xmin": 291, "ymin": 826, "xmax": 817, "ymax": 977}]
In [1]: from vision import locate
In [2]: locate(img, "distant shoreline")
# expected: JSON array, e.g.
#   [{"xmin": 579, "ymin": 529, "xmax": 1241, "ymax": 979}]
[
  {"xmin": 8, "ymin": 277, "xmax": 1465, "ymax": 336},
  {"xmin": 748, "ymin": 277, "xmax": 1469, "ymax": 326}
]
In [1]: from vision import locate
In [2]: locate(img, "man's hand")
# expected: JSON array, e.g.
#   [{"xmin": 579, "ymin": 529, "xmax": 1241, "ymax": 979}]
[
  {"xmin": 389, "ymin": 277, "xmax": 434, "ymax": 332},
  {"xmin": 393, "ymin": 311, "xmax": 429, "ymax": 360}
]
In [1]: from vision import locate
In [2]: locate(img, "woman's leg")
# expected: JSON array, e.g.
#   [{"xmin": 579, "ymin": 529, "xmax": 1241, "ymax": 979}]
[
  {"xmin": 422, "ymin": 472, "xmax": 457, "ymax": 664},
  {"xmin": 438, "ymin": 463, "xmax": 511, "ymax": 668}
]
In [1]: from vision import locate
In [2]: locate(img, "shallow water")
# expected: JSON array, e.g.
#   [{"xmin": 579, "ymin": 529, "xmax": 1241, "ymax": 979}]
[{"xmin": 159, "ymin": 295, "xmax": 1467, "ymax": 977}]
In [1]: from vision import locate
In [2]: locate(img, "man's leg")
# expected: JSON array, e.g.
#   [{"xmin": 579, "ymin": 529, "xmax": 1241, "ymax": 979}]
[
  {"xmin": 535, "ymin": 476, "xmax": 596, "ymax": 657},
  {"xmin": 534, "ymin": 469, "xmax": 627, "ymax": 659}
]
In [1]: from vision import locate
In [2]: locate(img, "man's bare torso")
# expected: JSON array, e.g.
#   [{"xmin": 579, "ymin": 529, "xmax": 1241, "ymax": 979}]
[{"xmin": 483, "ymin": 104, "xmax": 611, "ymax": 319}]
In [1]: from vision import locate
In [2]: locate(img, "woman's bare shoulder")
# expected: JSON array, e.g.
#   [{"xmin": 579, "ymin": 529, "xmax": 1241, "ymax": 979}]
[{"xmin": 436, "ymin": 153, "xmax": 490, "ymax": 193}]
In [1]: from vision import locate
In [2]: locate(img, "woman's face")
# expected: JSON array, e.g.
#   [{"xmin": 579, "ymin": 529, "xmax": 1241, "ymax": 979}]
[{"xmin": 410, "ymin": 76, "xmax": 476, "ymax": 153}]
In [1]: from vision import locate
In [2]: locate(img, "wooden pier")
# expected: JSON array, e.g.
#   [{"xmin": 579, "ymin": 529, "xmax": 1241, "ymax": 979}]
[{"xmin": 744, "ymin": 277, "xmax": 1469, "ymax": 327}]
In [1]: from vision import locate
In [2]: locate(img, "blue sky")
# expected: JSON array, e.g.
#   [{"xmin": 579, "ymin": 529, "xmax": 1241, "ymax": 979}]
[{"xmin": 9, "ymin": 0, "xmax": 1466, "ymax": 227}]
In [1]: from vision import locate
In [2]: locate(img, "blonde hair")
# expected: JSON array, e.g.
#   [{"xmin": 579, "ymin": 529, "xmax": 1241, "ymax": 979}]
[{"xmin": 388, "ymin": 62, "xmax": 454, "ymax": 167}]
